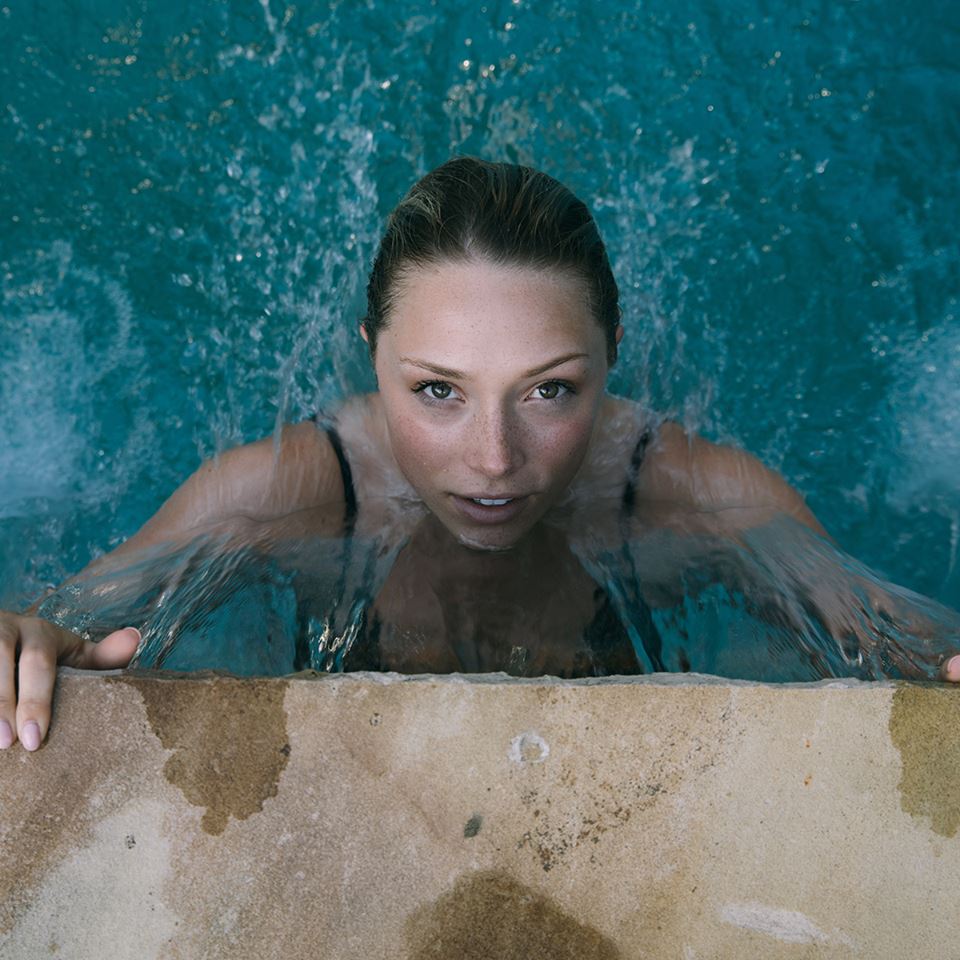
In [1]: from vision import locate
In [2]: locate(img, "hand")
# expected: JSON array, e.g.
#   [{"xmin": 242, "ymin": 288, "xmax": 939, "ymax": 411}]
[
  {"xmin": 0, "ymin": 613, "xmax": 141, "ymax": 752},
  {"xmin": 794, "ymin": 573, "xmax": 960, "ymax": 681}
]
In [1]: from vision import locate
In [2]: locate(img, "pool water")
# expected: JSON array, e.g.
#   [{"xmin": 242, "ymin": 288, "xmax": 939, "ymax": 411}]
[{"xmin": 2, "ymin": 0, "xmax": 959, "ymax": 678}]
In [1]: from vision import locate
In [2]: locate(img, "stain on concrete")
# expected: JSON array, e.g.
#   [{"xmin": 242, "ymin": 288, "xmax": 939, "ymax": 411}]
[
  {"xmin": 513, "ymin": 769, "xmax": 654, "ymax": 872},
  {"xmin": 509, "ymin": 732, "xmax": 549, "ymax": 764},
  {"xmin": 0, "ymin": 677, "xmax": 150, "ymax": 933},
  {"xmin": 464, "ymin": 814, "xmax": 483, "ymax": 838},
  {"xmin": 889, "ymin": 683, "xmax": 960, "ymax": 838},
  {"xmin": 124, "ymin": 675, "xmax": 290, "ymax": 836},
  {"xmin": 405, "ymin": 870, "xmax": 620, "ymax": 959},
  {"xmin": 0, "ymin": 748, "xmax": 105, "ymax": 932}
]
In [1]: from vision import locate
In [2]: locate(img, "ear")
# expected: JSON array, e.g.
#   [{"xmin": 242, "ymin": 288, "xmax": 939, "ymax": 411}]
[
  {"xmin": 614, "ymin": 323, "xmax": 624, "ymax": 346},
  {"xmin": 359, "ymin": 321, "xmax": 369, "ymax": 344}
]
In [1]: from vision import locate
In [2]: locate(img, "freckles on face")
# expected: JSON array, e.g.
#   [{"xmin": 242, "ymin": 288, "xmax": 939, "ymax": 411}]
[{"xmin": 372, "ymin": 259, "xmax": 611, "ymax": 547}]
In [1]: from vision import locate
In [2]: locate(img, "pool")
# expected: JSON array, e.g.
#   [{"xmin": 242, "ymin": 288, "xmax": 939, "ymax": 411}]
[{"xmin": 2, "ymin": 0, "xmax": 959, "ymax": 678}]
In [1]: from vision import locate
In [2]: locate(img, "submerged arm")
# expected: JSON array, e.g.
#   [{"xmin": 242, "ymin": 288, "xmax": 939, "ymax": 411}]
[
  {"xmin": 633, "ymin": 422, "xmax": 960, "ymax": 680},
  {"xmin": 3, "ymin": 421, "xmax": 347, "ymax": 752}
]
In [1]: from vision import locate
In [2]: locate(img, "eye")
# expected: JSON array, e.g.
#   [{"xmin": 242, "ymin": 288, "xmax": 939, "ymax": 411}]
[
  {"xmin": 413, "ymin": 380, "xmax": 454, "ymax": 401},
  {"xmin": 533, "ymin": 381, "xmax": 572, "ymax": 400}
]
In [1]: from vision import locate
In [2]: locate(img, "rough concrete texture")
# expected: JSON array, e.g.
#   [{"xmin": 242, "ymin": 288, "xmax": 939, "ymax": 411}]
[{"xmin": 1, "ymin": 669, "xmax": 958, "ymax": 960}]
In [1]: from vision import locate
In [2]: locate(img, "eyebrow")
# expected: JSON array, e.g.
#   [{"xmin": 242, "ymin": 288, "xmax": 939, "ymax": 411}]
[{"xmin": 398, "ymin": 352, "xmax": 592, "ymax": 380}]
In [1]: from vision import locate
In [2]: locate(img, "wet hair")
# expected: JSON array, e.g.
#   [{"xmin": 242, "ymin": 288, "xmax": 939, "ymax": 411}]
[{"xmin": 363, "ymin": 156, "xmax": 621, "ymax": 365}]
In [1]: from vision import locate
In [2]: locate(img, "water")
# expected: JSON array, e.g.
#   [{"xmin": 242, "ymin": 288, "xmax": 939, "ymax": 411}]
[
  {"xmin": 32, "ymin": 505, "xmax": 960, "ymax": 681},
  {"xmin": 2, "ymin": 0, "xmax": 959, "ymax": 679}
]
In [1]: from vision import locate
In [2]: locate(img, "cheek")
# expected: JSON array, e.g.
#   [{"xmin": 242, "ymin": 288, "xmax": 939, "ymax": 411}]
[
  {"xmin": 386, "ymin": 411, "xmax": 454, "ymax": 484},
  {"xmin": 538, "ymin": 414, "xmax": 595, "ymax": 477}
]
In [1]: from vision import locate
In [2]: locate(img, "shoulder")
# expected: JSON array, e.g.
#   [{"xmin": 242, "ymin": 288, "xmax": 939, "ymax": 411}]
[
  {"xmin": 568, "ymin": 395, "xmax": 653, "ymax": 497},
  {"xmin": 145, "ymin": 418, "xmax": 349, "ymax": 541},
  {"xmin": 637, "ymin": 420, "xmax": 827, "ymax": 535},
  {"xmin": 87, "ymin": 418, "xmax": 351, "ymax": 567}
]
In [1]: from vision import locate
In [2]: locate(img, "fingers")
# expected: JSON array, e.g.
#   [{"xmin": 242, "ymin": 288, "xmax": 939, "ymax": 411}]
[
  {"xmin": 15, "ymin": 617, "xmax": 58, "ymax": 752},
  {"xmin": 83, "ymin": 627, "xmax": 141, "ymax": 669},
  {"xmin": 941, "ymin": 655, "xmax": 960, "ymax": 683},
  {"xmin": 0, "ymin": 619, "xmax": 17, "ymax": 749},
  {"xmin": 0, "ymin": 619, "xmax": 142, "ymax": 753}
]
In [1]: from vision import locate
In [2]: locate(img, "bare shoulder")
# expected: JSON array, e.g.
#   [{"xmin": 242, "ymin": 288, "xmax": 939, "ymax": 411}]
[
  {"xmin": 331, "ymin": 392, "xmax": 415, "ymax": 501},
  {"xmin": 639, "ymin": 420, "xmax": 827, "ymax": 535},
  {"xmin": 571, "ymin": 394, "xmax": 652, "ymax": 494},
  {"xmin": 101, "ymin": 419, "xmax": 346, "ymax": 561},
  {"xmin": 189, "ymin": 419, "xmax": 345, "ymax": 522}
]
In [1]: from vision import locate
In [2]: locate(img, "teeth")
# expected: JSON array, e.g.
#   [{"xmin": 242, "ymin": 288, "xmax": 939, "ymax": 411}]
[{"xmin": 474, "ymin": 498, "xmax": 512, "ymax": 506}]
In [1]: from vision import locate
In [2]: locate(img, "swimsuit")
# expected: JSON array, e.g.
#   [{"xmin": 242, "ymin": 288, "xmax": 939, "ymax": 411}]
[
  {"xmin": 305, "ymin": 413, "xmax": 662, "ymax": 677},
  {"xmin": 320, "ymin": 413, "xmax": 358, "ymax": 537}
]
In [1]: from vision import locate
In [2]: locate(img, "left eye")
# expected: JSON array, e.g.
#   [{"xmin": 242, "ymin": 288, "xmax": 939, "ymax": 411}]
[
  {"xmin": 424, "ymin": 382, "xmax": 452, "ymax": 400},
  {"xmin": 534, "ymin": 382, "xmax": 567, "ymax": 400}
]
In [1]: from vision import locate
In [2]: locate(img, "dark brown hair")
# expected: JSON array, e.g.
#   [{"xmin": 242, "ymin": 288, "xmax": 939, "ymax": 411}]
[{"xmin": 363, "ymin": 157, "xmax": 621, "ymax": 364}]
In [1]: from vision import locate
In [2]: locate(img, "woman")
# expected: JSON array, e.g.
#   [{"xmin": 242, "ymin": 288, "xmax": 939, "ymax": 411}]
[{"xmin": 3, "ymin": 156, "xmax": 958, "ymax": 752}]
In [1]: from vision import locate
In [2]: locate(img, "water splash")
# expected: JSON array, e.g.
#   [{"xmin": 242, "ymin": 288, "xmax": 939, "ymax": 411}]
[
  {"xmin": 0, "ymin": 242, "xmax": 153, "ymax": 518},
  {"xmin": 889, "ymin": 320, "xmax": 960, "ymax": 506},
  {"xmin": 34, "ymin": 507, "xmax": 960, "ymax": 682}
]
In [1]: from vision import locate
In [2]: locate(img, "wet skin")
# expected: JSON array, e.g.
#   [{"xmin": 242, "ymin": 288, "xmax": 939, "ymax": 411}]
[{"xmin": 365, "ymin": 259, "xmax": 617, "ymax": 552}]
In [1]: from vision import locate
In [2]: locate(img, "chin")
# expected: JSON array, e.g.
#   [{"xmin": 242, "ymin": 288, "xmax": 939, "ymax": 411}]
[{"xmin": 455, "ymin": 533, "xmax": 517, "ymax": 553}]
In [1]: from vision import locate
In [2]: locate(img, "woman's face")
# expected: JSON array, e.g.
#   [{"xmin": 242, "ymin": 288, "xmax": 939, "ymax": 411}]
[{"xmin": 370, "ymin": 258, "xmax": 618, "ymax": 551}]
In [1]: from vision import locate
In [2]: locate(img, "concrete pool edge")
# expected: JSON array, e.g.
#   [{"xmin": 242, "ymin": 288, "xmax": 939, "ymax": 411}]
[
  {"xmin": 3, "ymin": 669, "xmax": 958, "ymax": 959},
  {"xmin": 80, "ymin": 663, "xmax": 900, "ymax": 687}
]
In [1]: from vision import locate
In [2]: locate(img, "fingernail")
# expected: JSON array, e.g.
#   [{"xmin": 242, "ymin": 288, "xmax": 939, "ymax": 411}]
[
  {"xmin": 21, "ymin": 722, "xmax": 41, "ymax": 752},
  {"xmin": 0, "ymin": 721, "xmax": 13, "ymax": 749},
  {"xmin": 126, "ymin": 627, "xmax": 142, "ymax": 643},
  {"xmin": 947, "ymin": 655, "xmax": 960, "ymax": 679}
]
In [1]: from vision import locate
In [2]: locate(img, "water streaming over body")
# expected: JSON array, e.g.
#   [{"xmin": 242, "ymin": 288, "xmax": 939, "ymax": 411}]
[
  {"xmin": 2, "ymin": 1, "xmax": 959, "ymax": 677},
  {"xmin": 33, "ymin": 504, "xmax": 960, "ymax": 681}
]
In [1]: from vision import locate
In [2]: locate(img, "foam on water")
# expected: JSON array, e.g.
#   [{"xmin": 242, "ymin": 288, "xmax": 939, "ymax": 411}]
[
  {"xmin": 0, "ymin": 243, "xmax": 151, "ymax": 518},
  {"xmin": 889, "ymin": 321, "xmax": 960, "ymax": 505}
]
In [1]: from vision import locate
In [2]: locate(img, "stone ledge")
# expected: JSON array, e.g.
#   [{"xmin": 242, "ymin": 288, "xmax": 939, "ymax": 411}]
[{"xmin": 1, "ymin": 670, "xmax": 957, "ymax": 959}]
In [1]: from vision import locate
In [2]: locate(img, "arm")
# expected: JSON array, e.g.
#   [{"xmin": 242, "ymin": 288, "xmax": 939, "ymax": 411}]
[
  {"xmin": 638, "ymin": 421, "xmax": 827, "ymax": 538},
  {"xmin": 2, "ymin": 421, "xmax": 345, "ymax": 752},
  {"xmin": 74, "ymin": 421, "xmax": 346, "ymax": 578},
  {"xmin": 635, "ymin": 422, "xmax": 960, "ymax": 680}
]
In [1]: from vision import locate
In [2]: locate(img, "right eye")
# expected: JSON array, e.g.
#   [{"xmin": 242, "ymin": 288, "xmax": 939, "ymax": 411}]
[{"xmin": 413, "ymin": 380, "xmax": 454, "ymax": 402}]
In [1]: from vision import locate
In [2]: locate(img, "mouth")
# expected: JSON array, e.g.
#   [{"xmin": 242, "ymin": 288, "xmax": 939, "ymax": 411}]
[{"xmin": 451, "ymin": 494, "xmax": 529, "ymax": 525}]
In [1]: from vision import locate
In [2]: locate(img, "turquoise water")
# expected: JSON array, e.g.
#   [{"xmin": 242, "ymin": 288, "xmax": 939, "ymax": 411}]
[{"xmin": 2, "ymin": 1, "xmax": 959, "ymax": 677}]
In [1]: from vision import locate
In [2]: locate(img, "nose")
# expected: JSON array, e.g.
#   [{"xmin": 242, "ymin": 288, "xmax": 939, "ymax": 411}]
[{"xmin": 465, "ymin": 405, "xmax": 526, "ymax": 480}]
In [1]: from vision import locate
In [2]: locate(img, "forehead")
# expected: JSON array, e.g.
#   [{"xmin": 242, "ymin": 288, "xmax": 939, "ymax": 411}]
[{"xmin": 383, "ymin": 259, "xmax": 600, "ymax": 357}]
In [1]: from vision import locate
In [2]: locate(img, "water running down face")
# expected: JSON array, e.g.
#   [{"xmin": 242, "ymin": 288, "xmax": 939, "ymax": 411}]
[{"xmin": 369, "ymin": 258, "xmax": 621, "ymax": 551}]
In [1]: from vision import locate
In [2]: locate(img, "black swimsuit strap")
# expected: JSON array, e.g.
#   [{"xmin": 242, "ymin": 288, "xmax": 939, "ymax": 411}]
[
  {"xmin": 621, "ymin": 426, "xmax": 652, "ymax": 516},
  {"xmin": 311, "ymin": 413, "xmax": 358, "ymax": 537},
  {"xmin": 613, "ymin": 422, "xmax": 665, "ymax": 672}
]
